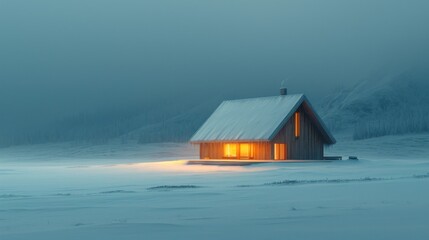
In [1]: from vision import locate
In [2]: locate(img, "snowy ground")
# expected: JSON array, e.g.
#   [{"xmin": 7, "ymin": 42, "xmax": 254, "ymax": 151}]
[{"xmin": 1, "ymin": 134, "xmax": 429, "ymax": 239}]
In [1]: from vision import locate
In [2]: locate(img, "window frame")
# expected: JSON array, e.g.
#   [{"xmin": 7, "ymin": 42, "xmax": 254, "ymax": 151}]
[
  {"xmin": 223, "ymin": 143, "xmax": 238, "ymax": 158},
  {"xmin": 239, "ymin": 143, "xmax": 254, "ymax": 159},
  {"xmin": 294, "ymin": 112, "xmax": 301, "ymax": 138}
]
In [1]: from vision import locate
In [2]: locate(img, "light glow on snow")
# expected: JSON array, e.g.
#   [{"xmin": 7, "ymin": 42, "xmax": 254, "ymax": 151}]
[{"xmin": 113, "ymin": 160, "xmax": 275, "ymax": 173}]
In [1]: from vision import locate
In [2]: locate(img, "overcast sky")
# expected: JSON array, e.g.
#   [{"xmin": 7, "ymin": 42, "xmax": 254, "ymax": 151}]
[{"xmin": 1, "ymin": 0, "xmax": 428, "ymax": 131}]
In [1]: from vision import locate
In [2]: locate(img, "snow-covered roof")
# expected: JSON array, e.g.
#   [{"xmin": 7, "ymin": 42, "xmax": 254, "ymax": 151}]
[{"xmin": 190, "ymin": 94, "xmax": 335, "ymax": 144}]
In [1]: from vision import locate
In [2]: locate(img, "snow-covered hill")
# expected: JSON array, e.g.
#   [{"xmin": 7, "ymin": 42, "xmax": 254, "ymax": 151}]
[{"xmin": 321, "ymin": 69, "xmax": 429, "ymax": 139}]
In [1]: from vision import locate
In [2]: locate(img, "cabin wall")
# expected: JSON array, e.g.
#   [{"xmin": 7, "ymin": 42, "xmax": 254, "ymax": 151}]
[
  {"xmin": 199, "ymin": 142, "xmax": 272, "ymax": 160},
  {"xmin": 199, "ymin": 143, "xmax": 223, "ymax": 159},
  {"xmin": 199, "ymin": 106, "xmax": 326, "ymax": 160},
  {"xmin": 272, "ymin": 106, "xmax": 325, "ymax": 160}
]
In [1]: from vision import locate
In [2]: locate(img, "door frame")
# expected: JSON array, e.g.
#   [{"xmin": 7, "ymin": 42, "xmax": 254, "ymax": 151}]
[{"xmin": 273, "ymin": 143, "xmax": 287, "ymax": 160}]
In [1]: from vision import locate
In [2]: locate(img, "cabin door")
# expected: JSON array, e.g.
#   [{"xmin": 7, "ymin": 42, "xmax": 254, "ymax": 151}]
[{"xmin": 274, "ymin": 143, "xmax": 287, "ymax": 160}]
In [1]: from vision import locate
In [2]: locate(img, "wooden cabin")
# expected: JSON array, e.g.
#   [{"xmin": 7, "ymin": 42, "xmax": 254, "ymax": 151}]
[{"xmin": 189, "ymin": 89, "xmax": 336, "ymax": 160}]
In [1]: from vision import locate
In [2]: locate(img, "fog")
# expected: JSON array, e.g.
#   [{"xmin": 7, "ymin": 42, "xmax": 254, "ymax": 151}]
[{"xmin": 1, "ymin": 0, "xmax": 428, "ymax": 144}]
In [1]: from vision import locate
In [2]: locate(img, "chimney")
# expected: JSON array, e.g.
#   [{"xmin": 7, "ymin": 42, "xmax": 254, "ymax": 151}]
[{"xmin": 280, "ymin": 87, "xmax": 287, "ymax": 96}]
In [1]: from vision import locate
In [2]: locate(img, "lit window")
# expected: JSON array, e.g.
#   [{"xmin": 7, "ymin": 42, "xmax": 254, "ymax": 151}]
[
  {"xmin": 224, "ymin": 143, "xmax": 237, "ymax": 158},
  {"xmin": 239, "ymin": 143, "xmax": 254, "ymax": 159},
  {"xmin": 294, "ymin": 112, "xmax": 300, "ymax": 138},
  {"xmin": 274, "ymin": 143, "xmax": 286, "ymax": 160}
]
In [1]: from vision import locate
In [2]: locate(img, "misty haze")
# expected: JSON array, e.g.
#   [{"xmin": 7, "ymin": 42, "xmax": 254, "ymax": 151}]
[
  {"xmin": 1, "ymin": 1, "xmax": 429, "ymax": 240},
  {"xmin": 1, "ymin": 0, "xmax": 428, "ymax": 146}
]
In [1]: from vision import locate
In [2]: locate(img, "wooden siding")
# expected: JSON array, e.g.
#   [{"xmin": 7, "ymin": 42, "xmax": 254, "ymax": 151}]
[
  {"xmin": 198, "ymin": 105, "xmax": 326, "ymax": 160},
  {"xmin": 199, "ymin": 142, "xmax": 272, "ymax": 160},
  {"xmin": 272, "ymin": 105, "xmax": 324, "ymax": 160}
]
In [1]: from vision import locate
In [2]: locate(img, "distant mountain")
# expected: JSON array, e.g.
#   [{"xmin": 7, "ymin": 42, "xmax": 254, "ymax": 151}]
[
  {"xmin": 120, "ymin": 98, "xmax": 221, "ymax": 144},
  {"xmin": 0, "ymin": 96, "xmax": 221, "ymax": 147},
  {"xmin": 320, "ymin": 69, "xmax": 429, "ymax": 139},
  {"xmin": 3, "ymin": 69, "xmax": 428, "ymax": 147}
]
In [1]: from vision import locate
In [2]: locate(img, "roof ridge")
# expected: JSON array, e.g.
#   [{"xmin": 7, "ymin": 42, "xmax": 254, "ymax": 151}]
[{"xmin": 223, "ymin": 94, "xmax": 305, "ymax": 103}]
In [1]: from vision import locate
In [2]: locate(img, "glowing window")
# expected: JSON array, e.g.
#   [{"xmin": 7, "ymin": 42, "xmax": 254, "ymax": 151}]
[
  {"xmin": 239, "ymin": 143, "xmax": 254, "ymax": 159},
  {"xmin": 294, "ymin": 112, "xmax": 300, "ymax": 138},
  {"xmin": 224, "ymin": 143, "xmax": 238, "ymax": 158},
  {"xmin": 274, "ymin": 143, "xmax": 286, "ymax": 160}
]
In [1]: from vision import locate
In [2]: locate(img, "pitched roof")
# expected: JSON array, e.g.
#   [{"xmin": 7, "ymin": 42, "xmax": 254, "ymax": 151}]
[{"xmin": 190, "ymin": 94, "xmax": 336, "ymax": 144}]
